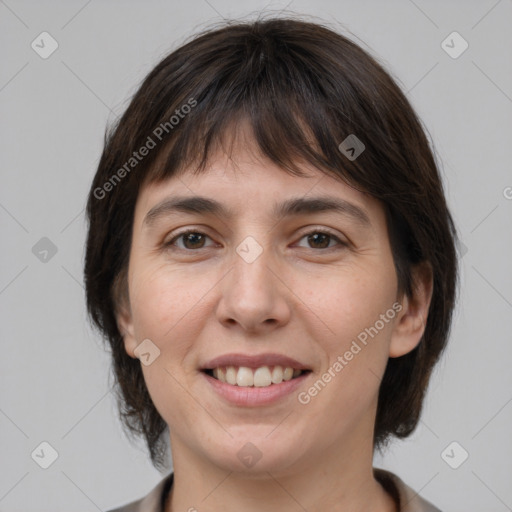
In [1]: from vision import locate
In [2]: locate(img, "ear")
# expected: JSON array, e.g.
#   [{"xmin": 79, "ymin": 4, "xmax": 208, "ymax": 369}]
[
  {"xmin": 116, "ymin": 303, "xmax": 139, "ymax": 359},
  {"xmin": 389, "ymin": 261, "xmax": 433, "ymax": 358}
]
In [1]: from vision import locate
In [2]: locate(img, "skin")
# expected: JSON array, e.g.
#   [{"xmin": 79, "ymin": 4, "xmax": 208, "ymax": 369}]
[{"xmin": 117, "ymin": 129, "xmax": 433, "ymax": 512}]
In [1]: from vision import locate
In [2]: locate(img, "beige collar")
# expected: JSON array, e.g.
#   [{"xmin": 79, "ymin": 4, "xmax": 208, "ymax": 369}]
[
  {"xmin": 108, "ymin": 468, "xmax": 442, "ymax": 512},
  {"xmin": 374, "ymin": 468, "xmax": 442, "ymax": 512}
]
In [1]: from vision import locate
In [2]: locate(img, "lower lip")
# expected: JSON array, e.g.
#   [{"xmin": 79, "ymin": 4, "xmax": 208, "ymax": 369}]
[{"xmin": 202, "ymin": 371, "xmax": 310, "ymax": 406}]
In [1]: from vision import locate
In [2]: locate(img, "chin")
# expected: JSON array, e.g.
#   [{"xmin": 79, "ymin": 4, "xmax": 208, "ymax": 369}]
[{"xmin": 202, "ymin": 433, "xmax": 307, "ymax": 477}]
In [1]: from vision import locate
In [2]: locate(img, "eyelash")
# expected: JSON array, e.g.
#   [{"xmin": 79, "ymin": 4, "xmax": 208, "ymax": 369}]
[{"xmin": 164, "ymin": 228, "xmax": 348, "ymax": 252}]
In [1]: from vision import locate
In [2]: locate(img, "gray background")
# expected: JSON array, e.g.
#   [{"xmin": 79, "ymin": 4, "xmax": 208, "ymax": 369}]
[{"xmin": 1, "ymin": 0, "xmax": 511, "ymax": 510}]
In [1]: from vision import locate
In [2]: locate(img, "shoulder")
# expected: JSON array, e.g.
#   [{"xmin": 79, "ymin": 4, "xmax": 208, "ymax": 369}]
[
  {"xmin": 106, "ymin": 473, "xmax": 174, "ymax": 512},
  {"xmin": 374, "ymin": 468, "xmax": 442, "ymax": 512}
]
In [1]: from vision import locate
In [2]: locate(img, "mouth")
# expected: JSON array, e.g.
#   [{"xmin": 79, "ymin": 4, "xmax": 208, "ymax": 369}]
[{"xmin": 202, "ymin": 365, "xmax": 312, "ymax": 388}]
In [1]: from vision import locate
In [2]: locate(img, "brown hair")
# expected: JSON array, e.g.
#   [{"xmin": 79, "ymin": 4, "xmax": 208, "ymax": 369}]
[{"xmin": 84, "ymin": 16, "xmax": 459, "ymax": 471}]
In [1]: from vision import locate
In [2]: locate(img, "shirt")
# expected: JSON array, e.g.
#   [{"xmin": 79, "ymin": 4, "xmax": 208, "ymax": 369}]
[{"xmin": 106, "ymin": 468, "xmax": 442, "ymax": 512}]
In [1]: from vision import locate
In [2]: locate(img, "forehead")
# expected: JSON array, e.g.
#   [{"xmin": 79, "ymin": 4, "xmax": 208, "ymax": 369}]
[
  {"xmin": 139, "ymin": 116, "xmax": 377, "ymax": 214},
  {"xmin": 134, "ymin": 155, "xmax": 387, "ymax": 245}
]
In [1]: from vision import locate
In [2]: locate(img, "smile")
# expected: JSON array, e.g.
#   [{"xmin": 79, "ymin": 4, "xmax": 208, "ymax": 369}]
[
  {"xmin": 200, "ymin": 352, "xmax": 312, "ymax": 405},
  {"xmin": 203, "ymin": 365, "xmax": 309, "ymax": 387}
]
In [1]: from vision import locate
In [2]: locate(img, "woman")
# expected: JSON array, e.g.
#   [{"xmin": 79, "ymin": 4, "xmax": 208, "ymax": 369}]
[{"xmin": 85, "ymin": 16, "xmax": 459, "ymax": 512}]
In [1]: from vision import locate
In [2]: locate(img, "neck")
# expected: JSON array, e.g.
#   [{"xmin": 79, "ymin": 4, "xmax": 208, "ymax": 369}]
[{"xmin": 165, "ymin": 427, "xmax": 396, "ymax": 512}]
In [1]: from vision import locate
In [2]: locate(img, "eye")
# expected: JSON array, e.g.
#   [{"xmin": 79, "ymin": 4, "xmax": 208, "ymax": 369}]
[
  {"xmin": 164, "ymin": 228, "xmax": 347, "ymax": 252},
  {"xmin": 295, "ymin": 229, "xmax": 347, "ymax": 250},
  {"xmin": 165, "ymin": 230, "xmax": 216, "ymax": 250}
]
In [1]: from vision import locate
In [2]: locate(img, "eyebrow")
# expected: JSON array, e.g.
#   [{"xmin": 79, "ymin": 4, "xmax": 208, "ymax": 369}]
[{"xmin": 143, "ymin": 195, "xmax": 372, "ymax": 228}]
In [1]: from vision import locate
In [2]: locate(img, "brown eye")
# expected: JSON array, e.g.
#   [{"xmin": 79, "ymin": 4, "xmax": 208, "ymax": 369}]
[
  {"xmin": 296, "ymin": 230, "xmax": 346, "ymax": 250},
  {"xmin": 181, "ymin": 232, "xmax": 206, "ymax": 249},
  {"xmin": 166, "ymin": 230, "xmax": 214, "ymax": 250},
  {"xmin": 307, "ymin": 232, "xmax": 331, "ymax": 249}
]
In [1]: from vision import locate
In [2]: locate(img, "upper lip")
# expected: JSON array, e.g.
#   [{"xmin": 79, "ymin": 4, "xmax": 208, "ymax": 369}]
[{"xmin": 201, "ymin": 353, "xmax": 310, "ymax": 370}]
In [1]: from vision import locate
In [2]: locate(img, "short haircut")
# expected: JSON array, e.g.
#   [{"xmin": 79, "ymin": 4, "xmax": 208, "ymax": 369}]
[{"xmin": 84, "ymin": 16, "xmax": 460, "ymax": 471}]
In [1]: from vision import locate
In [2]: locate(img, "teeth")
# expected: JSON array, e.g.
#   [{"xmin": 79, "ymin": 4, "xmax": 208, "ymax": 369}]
[
  {"xmin": 225, "ymin": 366, "xmax": 237, "ymax": 385},
  {"xmin": 210, "ymin": 365, "xmax": 304, "ymax": 387},
  {"xmin": 236, "ymin": 367, "xmax": 254, "ymax": 387},
  {"xmin": 271, "ymin": 365, "xmax": 284, "ymax": 383},
  {"xmin": 253, "ymin": 367, "xmax": 272, "ymax": 387},
  {"xmin": 216, "ymin": 367, "xmax": 226, "ymax": 383}
]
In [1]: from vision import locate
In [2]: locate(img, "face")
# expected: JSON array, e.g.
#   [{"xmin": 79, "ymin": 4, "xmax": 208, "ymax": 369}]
[{"xmin": 117, "ymin": 138, "xmax": 424, "ymax": 477}]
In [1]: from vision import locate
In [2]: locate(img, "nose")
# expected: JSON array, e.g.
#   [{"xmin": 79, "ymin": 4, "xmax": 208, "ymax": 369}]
[{"xmin": 215, "ymin": 241, "xmax": 292, "ymax": 334}]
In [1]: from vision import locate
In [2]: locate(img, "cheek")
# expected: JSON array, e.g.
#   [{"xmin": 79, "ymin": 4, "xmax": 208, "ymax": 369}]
[
  {"xmin": 285, "ymin": 266, "xmax": 399, "ymax": 456},
  {"xmin": 129, "ymin": 264, "xmax": 212, "ymax": 427},
  {"xmin": 299, "ymin": 262, "xmax": 398, "ymax": 405},
  {"xmin": 306, "ymin": 263, "xmax": 397, "ymax": 346},
  {"xmin": 129, "ymin": 263, "xmax": 206, "ymax": 340}
]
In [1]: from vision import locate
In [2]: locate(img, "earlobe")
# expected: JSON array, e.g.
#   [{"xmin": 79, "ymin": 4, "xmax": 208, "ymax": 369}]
[
  {"xmin": 116, "ymin": 305, "xmax": 138, "ymax": 359},
  {"xmin": 389, "ymin": 261, "xmax": 433, "ymax": 358}
]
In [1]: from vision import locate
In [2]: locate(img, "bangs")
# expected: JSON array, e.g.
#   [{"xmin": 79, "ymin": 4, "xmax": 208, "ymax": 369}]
[{"xmin": 135, "ymin": 23, "xmax": 389, "ymax": 192}]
